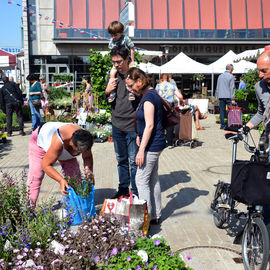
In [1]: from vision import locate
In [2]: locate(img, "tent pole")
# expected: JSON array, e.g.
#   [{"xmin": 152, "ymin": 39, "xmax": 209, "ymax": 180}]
[{"xmin": 211, "ymin": 72, "xmax": 214, "ymax": 101}]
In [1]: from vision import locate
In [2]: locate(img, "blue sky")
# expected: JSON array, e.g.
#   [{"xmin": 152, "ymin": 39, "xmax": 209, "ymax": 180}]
[{"xmin": 0, "ymin": 0, "xmax": 22, "ymax": 48}]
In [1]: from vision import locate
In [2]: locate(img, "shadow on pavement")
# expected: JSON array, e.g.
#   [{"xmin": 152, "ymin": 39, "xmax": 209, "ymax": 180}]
[
  {"xmin": 162, "ymin": 187, "xmax": 209, "ymax": 222},
  {"xmin": 160, "ymin": 170, "xmax": 191, "ymax": 193},
  {"xmin": 0, "ymin": 140, "xmax": 13, "ymax": 159},
  {"xmin": 94, "ymin": 188, "xmax": 116, "ymax": 205}
]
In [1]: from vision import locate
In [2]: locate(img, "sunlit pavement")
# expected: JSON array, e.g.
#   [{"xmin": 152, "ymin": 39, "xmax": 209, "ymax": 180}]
[{"xmin": 1, "ymin": 115, "xmax": 260, "ymax": 269}]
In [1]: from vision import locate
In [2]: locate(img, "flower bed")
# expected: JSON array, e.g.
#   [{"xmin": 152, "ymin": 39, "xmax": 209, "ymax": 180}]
[{"xmin": 0, "ymin": 172, "xmax": 193, "ymax": 269}]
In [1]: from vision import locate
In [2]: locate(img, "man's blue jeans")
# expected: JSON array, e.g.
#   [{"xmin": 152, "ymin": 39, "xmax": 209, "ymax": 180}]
[
  {"xmin": 29, "ymin": 101, "xmax": 42, "ymax": 130},
  {"xmin": 112, "ymin": 125, "xmax": 138, "ymax": 196},
  {"xmin": 219, "ymin": 98, "xmax": 232, "ymax": 129}
]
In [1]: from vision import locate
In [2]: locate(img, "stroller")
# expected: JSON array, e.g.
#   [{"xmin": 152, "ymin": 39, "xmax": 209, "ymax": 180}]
[{"xmin": 174, "ymin": 105, "xmax": 198, "ymax": 148}]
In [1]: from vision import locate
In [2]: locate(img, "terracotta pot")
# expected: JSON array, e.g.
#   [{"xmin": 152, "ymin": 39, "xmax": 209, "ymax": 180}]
[{"xmin": 108, "ymin": 136, "xmax": 113, "ymax": 142}]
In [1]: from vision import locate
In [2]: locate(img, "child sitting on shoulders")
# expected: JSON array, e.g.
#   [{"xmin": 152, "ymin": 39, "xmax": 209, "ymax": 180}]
[{"xmin": 107, "ymin": 21, "xmax": 135, "ymax": 103}]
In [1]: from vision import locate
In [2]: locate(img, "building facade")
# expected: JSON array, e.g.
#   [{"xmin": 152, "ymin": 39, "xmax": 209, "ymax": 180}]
[{"xmin": 23, "ymin": 0, "xmax": 270, "ymax": 86}]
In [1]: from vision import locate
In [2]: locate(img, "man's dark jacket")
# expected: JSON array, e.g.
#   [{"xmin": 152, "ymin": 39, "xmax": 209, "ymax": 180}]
[{"xmin": 0, "ymin": 82, "xmax": 23, "ymax": 112}]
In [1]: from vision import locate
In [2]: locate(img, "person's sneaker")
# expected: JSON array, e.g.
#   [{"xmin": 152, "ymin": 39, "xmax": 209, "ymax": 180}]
[
  {"xmin": 19, "ymin": 131, "xmax": 26, "ymax": 136},
  {"xmin": 150, "ymin": 217, "xmax": 161, "ymax": 225},
  {"xmin": 111, "ymin": 189, "xmax": 130, "ymax": 199},
  {"xmin": 128, "ymin": 93, "xmax": 135, "ymax": 101},
  {"xmin": 108, "ymin": 92, "xmax": 116, "ymax": 103}
]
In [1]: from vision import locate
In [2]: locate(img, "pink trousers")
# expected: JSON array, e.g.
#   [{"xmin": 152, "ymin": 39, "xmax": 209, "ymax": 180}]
[{"xmin": 27, "ymin": 129, "xmax": 81, "ymax": 203}]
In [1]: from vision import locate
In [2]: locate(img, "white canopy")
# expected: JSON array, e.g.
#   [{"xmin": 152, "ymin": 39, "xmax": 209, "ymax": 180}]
[
  {"xmin": 139, "ymin": 62, "xmax": 160, "ymax": 73},
  {"xmin": 232, "ymin": 60, "xmax": 257, "ymax": 73},
  {"xmin": 160, "ymin": 52, "xmax": 212, "ymax": 74},
  {"xmin": 208, "ymin": 50, "xmax": 236, "ymax": 73},
  {"xmin": 208, "ymin": 50, "xmax": 256, "ymax": 73},
  {"xmin": 233, "ymin": 48, "xmax": 264, "ymax": 62}
]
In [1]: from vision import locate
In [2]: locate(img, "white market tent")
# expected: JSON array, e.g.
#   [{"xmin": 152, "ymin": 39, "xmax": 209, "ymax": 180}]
[
  {"xmin": 139, "ymin": 62, "xmax": 160, "ymax": 73},
  {"xmin": 208, "ymin": 50, "xmax": 256, "ymax": 73},
  {"xmin": 160, "ymin": 52, "xmax": 212, "ymax": 74},
  {"xmin": 232, "ymin": 59, "xmax": 257, "ymax": 73},
  {"xmin": 233, "ymin": 48, "xmax": 264, "ymax": 62}
]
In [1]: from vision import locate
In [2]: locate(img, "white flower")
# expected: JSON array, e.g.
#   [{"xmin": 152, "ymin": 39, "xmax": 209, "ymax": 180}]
[
  {"xmin": 151, "ymin": 234, "xmax": 163, "ymax": 239},
  {"xmin": 137, "ymin": 250, "xmax": 148, "ymax": 262}
]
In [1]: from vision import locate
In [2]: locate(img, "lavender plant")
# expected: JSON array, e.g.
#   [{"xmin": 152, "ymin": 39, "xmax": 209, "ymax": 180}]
[{"xmin": 3, "ymin": 215, "xmax": 137, "ymax": 269}]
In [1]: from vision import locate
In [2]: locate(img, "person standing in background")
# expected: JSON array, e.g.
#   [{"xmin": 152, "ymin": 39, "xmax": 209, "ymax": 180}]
[
  {"xmin": 155, "ymin": 73, "xmax": 183, "ymax": 149},
  {"xmin": 39, "ymin": 75, "xmax": 50, "ymax": 116},
  {"xmin": 0, "ymin": 76, "xmax": 25, "ymax": 136},
  {"xmin": 26, "ymin": 74, "xmax": 42, "ymax": 131},
  {"xmin": 83, "ymin": 76, "xmax": 94, "ymax": 112},
  {"xmin": 216, "ymin": 64, "xmax": 236, "ymax": 129},
  {"xmin": 238, "ymin": 76, "xmax": 246, "ymax": 91}
]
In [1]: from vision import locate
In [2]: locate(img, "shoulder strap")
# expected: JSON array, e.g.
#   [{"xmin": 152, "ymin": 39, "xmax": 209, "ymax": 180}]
[{"xmin": 3, "ymin": 86, "xmax": 20, "ymax": 103}]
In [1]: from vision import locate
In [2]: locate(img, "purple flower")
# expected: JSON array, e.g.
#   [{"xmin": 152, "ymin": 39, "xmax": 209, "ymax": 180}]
[
  {"xmin": 136, "ymin": 266, "xmax": 141, "ymax": 270},
  {"xmin": 127, "ymin": 257, "xmax": 131, "ymax": 262},
  {"xmin": 17, "ymin": 255, "xmax": 23, "ymax": 260},
  {"xmin": 121, "ymin": 246, "xmax": 125, "ymax": 252},
  {"xmin": 186, "ymin": 254, "xmax": 192, "ymax": 260},
  {"xmin": 153, "ymin": 266, "xmax": 157, "ymax": 270},
  {"xmin": 93, "ymin": 256, "xmax": 100, "ymax": 264},
  {"xmin": 154, "ymin": 240, "xmax": 160, "ymax": 246},
  {"xmin": 110, "ymin": 248, "xmax": 118, "ymax": 256}
]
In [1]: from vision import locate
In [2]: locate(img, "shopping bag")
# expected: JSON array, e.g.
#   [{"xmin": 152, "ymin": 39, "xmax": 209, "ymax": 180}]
[
  {"xmin": 227, "ymin": 105, "xmax": 243, "ymax": 128},
  {"xmin": 231, "ymin": 160, "xmax": 270, "ymax": 205},
  {"xmin": 101, "ymin": 194, "xmax": 150, "ymax": 236},
  {"xmin": 63, "ymin": 184, "xmax": 96, "ymax": 226}
]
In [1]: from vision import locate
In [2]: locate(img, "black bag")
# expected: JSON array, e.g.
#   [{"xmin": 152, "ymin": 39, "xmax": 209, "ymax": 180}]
[{"xmin": 231, "ymin": 160, "xmax": 270, "ymax": 205}]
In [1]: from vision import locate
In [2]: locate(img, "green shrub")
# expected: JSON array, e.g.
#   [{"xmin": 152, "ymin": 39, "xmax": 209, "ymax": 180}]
[
  {"xmin": 22, "ymin": 105, "xmax": 31, "ymax": 121},
  {"xmin": 0, "ymin": 110, "xmax": 6, "ymax": 124},
  {"xmin": 242, "ymin": 69, "xmax": 260, "ymax": 92},
  {"xmin": 48, "ymin": 87, "xmax": 70, "ymax": 102},
  {"xmin": 106, "ymin": 237, "xmax": 192, "ymax": 270},
  {"xmin": 235, "ymin": 89, "xmax": 247, "ymax": 101}
]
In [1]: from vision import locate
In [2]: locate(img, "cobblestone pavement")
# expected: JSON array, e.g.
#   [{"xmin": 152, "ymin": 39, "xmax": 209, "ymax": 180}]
[{"xmin": 0, "ymin": 114, "xmax": 262, "ymax": 269}]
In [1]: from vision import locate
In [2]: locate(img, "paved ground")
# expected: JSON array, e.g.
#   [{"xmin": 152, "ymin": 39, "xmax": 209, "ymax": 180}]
[{"xmin": 0, "ymin": 114, "xmax": 262, "ymax": 269}]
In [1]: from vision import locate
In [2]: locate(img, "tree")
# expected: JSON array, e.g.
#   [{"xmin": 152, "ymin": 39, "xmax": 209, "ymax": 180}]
[{"xmin": 87, "ymin": 50, "xmax": 113, "ymax": 112}]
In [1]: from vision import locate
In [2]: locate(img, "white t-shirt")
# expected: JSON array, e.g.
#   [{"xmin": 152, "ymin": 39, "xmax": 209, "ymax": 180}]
[{"xmin": 37, "ymin": 122, "xmax": 76, "ymax": 161}]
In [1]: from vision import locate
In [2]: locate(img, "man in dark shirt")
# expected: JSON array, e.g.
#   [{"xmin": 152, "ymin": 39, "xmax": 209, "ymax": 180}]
[
  {"xmin": 0, "ymin": 76, "xmax": 25, "ymax": 136},
  {"xmin": 105, "ymin": 46, "xmax": 139, "ymax": 197}
]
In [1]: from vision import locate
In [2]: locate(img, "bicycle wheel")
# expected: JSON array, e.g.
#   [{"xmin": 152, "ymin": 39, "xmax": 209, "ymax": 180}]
[
  {"xmin": 212, "ymin": 182, "xmax": 231, "ymax": 228},
  {"xmin": 242, "ymin": 217, "xmax": 269, "ymax": 270}
]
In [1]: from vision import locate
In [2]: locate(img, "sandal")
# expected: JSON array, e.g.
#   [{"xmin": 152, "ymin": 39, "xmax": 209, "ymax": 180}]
[
  {"xmin": 196, "ymin": 127, "xmax": 205, "ymax": 130},
  {"xmin": 199, "ymin": 115, "xmax": 208, "ymax": 119}
]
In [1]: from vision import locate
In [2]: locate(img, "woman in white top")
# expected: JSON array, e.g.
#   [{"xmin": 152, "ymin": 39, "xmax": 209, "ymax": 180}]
[{"xmin": 27, "ymin": 122, "xmax": 94, "ymax": 208}]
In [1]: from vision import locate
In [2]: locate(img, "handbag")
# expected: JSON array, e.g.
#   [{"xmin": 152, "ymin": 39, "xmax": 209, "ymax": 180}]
[
  {"xmin": 31, "ymin": 99, "xmax": 41, "ymax": 107},
  {"xmin": 101, "ymin": 193, "xmax": 150, "ymax": 236},
  {"xmin": 231, "ymin": 160, "xmax": 270, "ymax": 205},
  {"xmin": 135, "ymin": 90, "xmax": 180, "ymax": 131}
]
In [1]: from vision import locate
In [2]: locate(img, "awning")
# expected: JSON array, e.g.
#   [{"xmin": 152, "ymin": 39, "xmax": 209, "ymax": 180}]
[{"xmin": 0, "ymin": 49, "xmax": 16, "ymax": 68}]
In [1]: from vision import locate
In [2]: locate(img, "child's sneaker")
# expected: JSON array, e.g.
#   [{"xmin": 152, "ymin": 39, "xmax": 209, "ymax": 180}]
[
  {"xmin": 110, "ymin": 67, "xmax": 117, "ymax": 78},
  {"xmin": 108, "ymin": 91, "xmax": 116, "ymax": 103},
  {"xmin": 128, "ymin": 92, "xmax": 135, "ymax": 101}
]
